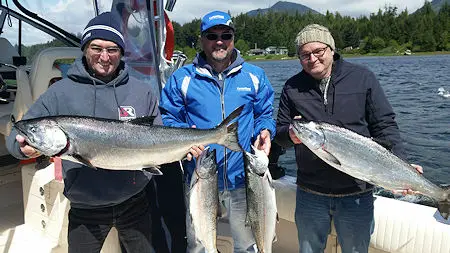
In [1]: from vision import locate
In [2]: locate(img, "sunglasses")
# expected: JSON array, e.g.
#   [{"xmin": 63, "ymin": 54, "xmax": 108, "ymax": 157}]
[{"xmin": 203, "ymin": 32, "xmax": 234, "ymax": 41}]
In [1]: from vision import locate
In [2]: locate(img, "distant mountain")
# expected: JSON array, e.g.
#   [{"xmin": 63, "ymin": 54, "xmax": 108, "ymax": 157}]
[
  {"xmin": 431, "ymin": 0, "xmax": 450, "ymax": 11},
  {"xmin": 246, "ymin": 1, "xmax": 320, "ymax": 17},
  {"xmin": 415, "ymin": 0, "xmax": 450, "ymax": 13}
]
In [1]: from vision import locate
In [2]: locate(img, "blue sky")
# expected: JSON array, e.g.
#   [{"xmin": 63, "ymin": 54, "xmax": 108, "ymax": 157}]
[{"xmin": 2, "ymin": 0, "xmax": 427, "ymax": 45}]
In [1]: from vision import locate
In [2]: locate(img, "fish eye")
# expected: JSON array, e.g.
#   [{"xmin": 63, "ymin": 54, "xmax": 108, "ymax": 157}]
[{"xmin": 30, "ymin": 126, "xmax": 36, "ymax": 133}]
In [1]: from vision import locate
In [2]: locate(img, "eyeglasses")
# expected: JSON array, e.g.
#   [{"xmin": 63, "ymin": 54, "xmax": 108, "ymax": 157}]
[
  {"xmin": 299, "ymin": 46, "xmax": 328, "ymax": 61},
  {"xmin": 203, "ymin": 32, "xmax": 234, "ymax": 41},
  {"xmin": 89, "ymin": 45, "xmax": 121, "ymax": 56}
]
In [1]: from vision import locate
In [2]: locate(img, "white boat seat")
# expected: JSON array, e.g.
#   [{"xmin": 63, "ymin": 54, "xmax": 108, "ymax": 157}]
[
  {"xmin": 7, "ymin": 47, "xmax": 81, "ymax": 135},
  {"xmin": 4, "ymin": 66, "xmax": 33, "ymax": 136},
  {"xmin": 271, "ymin": 176, "xmax": 450, "ymax": 253},
  {"xmin": 27, "ymin": 47, "xmax": 81, "ymax": 102}
]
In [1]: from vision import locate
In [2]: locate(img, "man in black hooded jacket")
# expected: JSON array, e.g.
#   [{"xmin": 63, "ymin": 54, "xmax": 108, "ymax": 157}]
[{"xmin": 275, "ymin": 24, "xmax": 422, "ymax": 253}]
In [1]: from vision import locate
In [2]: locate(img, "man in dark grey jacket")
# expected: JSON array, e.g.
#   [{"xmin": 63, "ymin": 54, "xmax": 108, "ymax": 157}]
[
  {"xmin": 275, "ymin": 24, "xmax": 422, "ymax": 253},
  {"xmin": 7, "ymin": 12, "xmax": 160, "ymax": 253}
]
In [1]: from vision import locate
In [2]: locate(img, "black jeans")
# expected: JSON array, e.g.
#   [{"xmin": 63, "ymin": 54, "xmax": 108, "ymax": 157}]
[
  {"xmin": 148, "ymin": 161, "xmax": 187, "ymax": 253},
  {"xmin": 68, "ymin": 189, "xmax": 152, "ymax": 253}
]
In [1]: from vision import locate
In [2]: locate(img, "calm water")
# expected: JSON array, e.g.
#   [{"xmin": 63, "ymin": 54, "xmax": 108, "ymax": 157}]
[{"xmin": 252, "ymin": 55, "xmax": 450, "ymax": 186}]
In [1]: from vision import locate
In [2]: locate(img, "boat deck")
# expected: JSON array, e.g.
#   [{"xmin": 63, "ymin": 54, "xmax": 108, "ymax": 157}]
[
  {"xmin": 1, "ymin": 154, "xmax": 449, "ymax": 253},
  {"xmin": 0, "ymin": 165, "xmax": 23, "ymax": 232}
]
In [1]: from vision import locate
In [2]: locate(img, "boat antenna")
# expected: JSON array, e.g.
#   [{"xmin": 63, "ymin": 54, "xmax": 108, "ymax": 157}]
[{"xmin": 92, "ymin": 0, "xmax": 99, "ymax": 16}]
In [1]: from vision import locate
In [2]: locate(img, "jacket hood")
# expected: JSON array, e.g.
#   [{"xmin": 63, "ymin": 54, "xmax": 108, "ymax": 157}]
[
  {"xmin": 193, "ymin": 48, "xmax": 244, "ymax": 74},
  {"xmin": 67, "ymin": 57, "xmax": 129, "ymax": 87}
]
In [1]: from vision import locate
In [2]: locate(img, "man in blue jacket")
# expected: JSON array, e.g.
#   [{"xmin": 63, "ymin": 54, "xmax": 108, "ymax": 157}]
[
  {"xmin": 159, "ymin": 10, "xmax": 276, "ymax": 253},
  {"xmin": 275, "ymin": 24, "xmax": 422, "ymax": 253},
  {"xmin": 7, "ymin": 12, "xmax": 159, "ymax": 252}
]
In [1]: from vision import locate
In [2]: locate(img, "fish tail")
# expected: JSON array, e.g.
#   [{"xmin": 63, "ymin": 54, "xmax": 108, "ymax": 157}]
[
  {"xmin": 437, "ymin": 186, "xmax": 450, "ymax": 220},
  {"xmin": 217, "ymin": 104, "xmax": 245, "ymax": 127},
  {"xmin": 217, "ymin": 105, "xmax": 245, "ymax": 152},
  {"xmin": 219, "ymin": 121, "xmax": 242, "ymax": 151}
]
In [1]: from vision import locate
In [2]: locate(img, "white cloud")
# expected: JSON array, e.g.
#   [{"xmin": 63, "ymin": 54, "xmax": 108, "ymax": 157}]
[
  {"xmin": 1, "ymin": 0, "xmax": 428, "ymax": 46},
  {"xmin": 2, "ymin": 0, "xmax": 94, "ymax": 46},
  {"xmin": 168, "ymin": 0, "xmax": 426, "ymax": 24}
]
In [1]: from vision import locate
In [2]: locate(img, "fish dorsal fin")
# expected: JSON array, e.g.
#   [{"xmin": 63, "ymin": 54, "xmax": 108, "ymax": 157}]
[
  {"xmin": 72, "ymin": 154, "xmax": 96, "ymax": 169},
  {"xmin": 128, "ymin": 116, "xmax": 156, "ymax": 126}
]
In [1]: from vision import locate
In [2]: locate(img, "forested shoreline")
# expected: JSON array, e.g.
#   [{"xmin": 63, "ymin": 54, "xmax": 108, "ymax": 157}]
[{"xmin": 173, "ymin": 2, "xmax": 450, "ymax": 59}]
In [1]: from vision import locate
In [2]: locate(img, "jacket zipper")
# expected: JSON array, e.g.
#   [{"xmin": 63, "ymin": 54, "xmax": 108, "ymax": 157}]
[{"xmin": 218, "ymin": 73, "xmax": 228, "ymax": 191}]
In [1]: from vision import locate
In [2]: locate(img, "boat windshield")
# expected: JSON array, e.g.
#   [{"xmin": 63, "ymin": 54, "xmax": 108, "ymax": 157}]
[{"xmin": 0, "ymin": 0, "xmax": 160, "ymax": 93}]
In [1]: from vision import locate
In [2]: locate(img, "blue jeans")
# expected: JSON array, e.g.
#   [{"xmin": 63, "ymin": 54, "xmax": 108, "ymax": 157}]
[
  {"xmin": 186, "ymin": 187, "xmax": 256, "ymax": 253},
  {"xmin": 295, "ymin": 187, "xmax": 374, "ymax": 253},
  {"xmin": 68, "ymin": 189, "xmax": 152, "ymax": 253}
]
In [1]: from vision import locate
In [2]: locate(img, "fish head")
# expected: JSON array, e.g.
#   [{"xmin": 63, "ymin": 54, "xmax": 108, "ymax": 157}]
[
  {"xmin": 14, "ymin": 117, "xmax": 68, "ymax": 156},
  {"xmin": 244, "ymin": 146, "xmax": 269, "ymax": 175},
  {"xmin": 292, "ymin": 121, "xmax": 325, "ymax": 150},
  {"xmin": 195, "ymin": 147, "xmax": 217, "ymax": 178}
]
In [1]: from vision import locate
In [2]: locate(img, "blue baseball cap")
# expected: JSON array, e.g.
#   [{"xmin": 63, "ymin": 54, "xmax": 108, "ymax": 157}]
[{"xmin": 200, "ymin": 11, "xmax": 234, "ymax": 33}]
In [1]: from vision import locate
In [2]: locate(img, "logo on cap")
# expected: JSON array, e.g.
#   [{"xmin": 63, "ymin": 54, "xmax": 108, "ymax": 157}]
[{"xmin": 209, "ymin": 15, "xmax": 225, "ymax": 21}]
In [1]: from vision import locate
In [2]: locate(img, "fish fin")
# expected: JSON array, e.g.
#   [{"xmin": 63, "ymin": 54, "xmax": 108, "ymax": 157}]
[
  {"xmin": 128, "ymin": 116, "xmax": 156, "ymax": 126},
  {"xmin": 216, "ymin": 105, "xmax": 245, "ymax": 151},
  {"xmin": 272, "ymin": 213, "xmax": 279, "ymax": 243},
  {"xmin": 437, "ymin": 185, "xmax": 450, "ymax": 220},
  {"xmin": 273, "ymin": 234, "xmax": 278, "ymax": 243},
  {"xmin": 143, "ymin": 167, "xmax": 163, "ymax": 175},
  {"xmin": 72, "ymin": 154, "xmax": 96, "ymax": 169},
  {"xmin": 244, "ymin": 211, "xmax": 251, "ymax": 227},
  {"xmin": 318, "ymin": 149, "xmax": 341, "ymax": 166},
  {"xmin": 222, "ymin": 121, "xmax": 242, "ymax": 151},
  {"xmin": 218, "ymin": 104, "xmax": 245, "ymax": 127},
  {"xmin": 142, "ymin": 170, "xmax": 154, "ymax": 180},
  {"xmin": 190, "ymin": 174, "xmax": 199, "ymax": 187}
]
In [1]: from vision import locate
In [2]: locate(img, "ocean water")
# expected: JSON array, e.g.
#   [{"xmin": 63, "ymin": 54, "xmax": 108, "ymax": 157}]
[{"xmin": 252, "ymin": 54, "xmax": 450, "ymax": 186}]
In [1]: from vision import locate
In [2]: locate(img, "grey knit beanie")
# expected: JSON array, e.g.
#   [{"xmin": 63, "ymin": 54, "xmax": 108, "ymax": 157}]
[{"xmin": 295, "ymin": 24, "xmax": 335, "ymax": 51}]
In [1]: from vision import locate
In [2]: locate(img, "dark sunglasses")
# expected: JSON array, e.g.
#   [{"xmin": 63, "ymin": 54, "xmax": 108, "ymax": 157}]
[{"xmin": 203, "ymin": 32, "xmax": 234, "ymax": 41}]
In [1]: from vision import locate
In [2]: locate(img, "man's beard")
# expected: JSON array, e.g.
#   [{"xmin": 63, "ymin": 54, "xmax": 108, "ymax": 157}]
[{"xmin": 211, "ymin": 48, "xmax": 229, "ymax": 62}]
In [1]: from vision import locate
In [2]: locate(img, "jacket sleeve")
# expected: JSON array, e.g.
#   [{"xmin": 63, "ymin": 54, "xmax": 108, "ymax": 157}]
[
  {"xmin": 253, "ymin": 71, "xmax": 276, "ymax": 139},
  {"xmin": 159, "ymin": 73, "xmax": 190, "ymax": 128},
  {"xmin": 275, "ymin": 83, "xmax": 295, "ymax": 148},
  {"xmin": 365, "ymin": 71, "xmax": 406, "ymax": 159},
  {"xmin": 6, "ymin": 92, "xmax": 54, "ymax": 159}
]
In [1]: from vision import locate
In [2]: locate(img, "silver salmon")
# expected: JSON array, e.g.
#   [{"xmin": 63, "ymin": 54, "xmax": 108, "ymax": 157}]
[
  {"xmin": 244, "ymin": 146, "xmax": 278, "ymax": 253},
  {"xmin": 292, "ymin": 121, "xmax": 450, "ymax": 219},
  {"xmin": 13, "ymin": 105, "xmax": 244, "ymax": 175},
  {"xmin": 188, "ymin": 147, "xmax": 219, "ymax": 253}
]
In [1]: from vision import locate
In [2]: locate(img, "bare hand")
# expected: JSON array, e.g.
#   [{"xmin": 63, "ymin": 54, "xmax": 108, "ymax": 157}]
[
  {"xmin": 186, "ymin": 125, "xmax": 205, "ymax": 161},
  {"xmin": 254, "ymin": 129, "xmax": 271, "ymax": 156},
  {"xmin": 289, "ymin": 124, "xmax": 302, "ymax": 144},
  {"xmin": 186, "ymin": 145, "xmax": 205, "ymax": 161},
  {"xmin": 16, "ymin": 135, "xmax": 41, "ymax": 158},
  {"xmin": 393, "ymin": 164, "xmax": 424, "ymax": 195}
]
